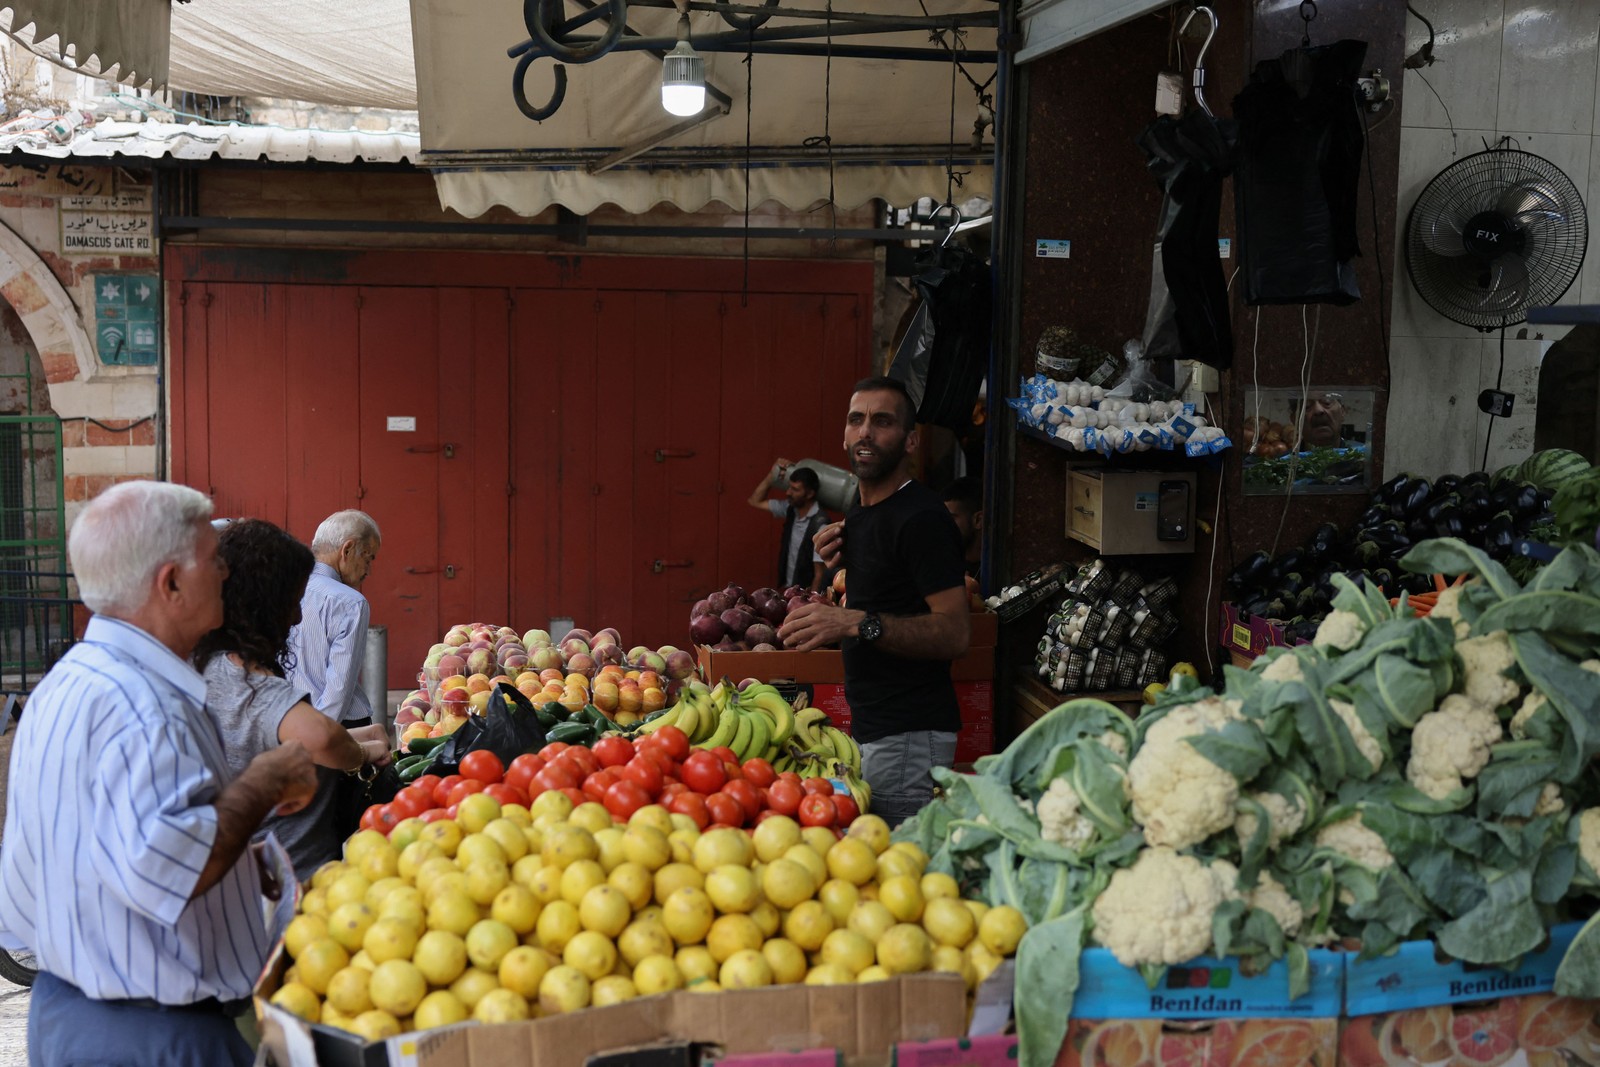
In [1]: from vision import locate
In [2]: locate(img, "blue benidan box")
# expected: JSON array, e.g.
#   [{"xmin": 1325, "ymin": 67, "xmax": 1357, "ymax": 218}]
[
  {"xmin": 1344, "ymin": 923, "xmax": 1582, "ymax": 1016},
  {"xmin": 1072, "ymin": 948, "xmax": 1346, "ymax": 1019}
]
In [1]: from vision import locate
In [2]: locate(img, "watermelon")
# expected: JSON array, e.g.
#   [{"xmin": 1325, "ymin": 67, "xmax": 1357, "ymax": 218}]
[
  {"xmin": 1492, "ymin": 463, "xmax": 1521, "ymax": 486},
  {"xmin": 1515, "ymin": 449, "xmax": 1593, "ymax": 493}
]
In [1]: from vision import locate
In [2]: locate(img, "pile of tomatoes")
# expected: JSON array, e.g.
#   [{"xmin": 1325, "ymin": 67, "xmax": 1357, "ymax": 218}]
[{"xmin": 360, "ymin": 725, "xmax": 859, "ymax": 835}]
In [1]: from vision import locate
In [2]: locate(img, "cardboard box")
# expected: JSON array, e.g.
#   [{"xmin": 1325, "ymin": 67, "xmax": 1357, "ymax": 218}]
[
  {"xmin": 698, "ymin": 646, "xmax": 995, "ymax": 686},
  {"xmin": 893, "ymin": 1034, "xmax": 1018, "ymax": 1067},
  {"xmin": 1054, "ymin": 1017, "xmax": 1338, "ymax": 1067},
  {"xmin": 1218, "ymin": 604, "xmax": 1307, "ymax": 662},
  {"xmin": 812, "ymin": 681, "xmax": 996, "ymax": 764},
  {"xmin": 256, "ymin": 966, "xmax": 969, "ymax": 1067},
  {"xmin": 1343, "ymin": 922, "xmax": 1579, "ymax": 1016},
  {"xmin": 1338, "ymin": 994, "xmax": 1600, "ymax": 1067},
  {"xmin": 1073, "ymin": 946, "xmax": 1345, "ymax": 1020}
]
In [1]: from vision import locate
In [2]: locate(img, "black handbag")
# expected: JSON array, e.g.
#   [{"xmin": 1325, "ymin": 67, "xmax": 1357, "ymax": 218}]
[{"xmin": 331, "ymin": 760, "xmax": 403, "ymax": 838}]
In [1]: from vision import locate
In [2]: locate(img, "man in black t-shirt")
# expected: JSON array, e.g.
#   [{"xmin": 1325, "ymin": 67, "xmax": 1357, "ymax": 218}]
[{"xmin": 777, "ymin": 377, "xmax": 971, "ymax": 825}]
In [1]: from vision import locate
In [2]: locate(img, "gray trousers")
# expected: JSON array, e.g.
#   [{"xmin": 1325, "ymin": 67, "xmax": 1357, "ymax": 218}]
[{"xmin": 861, "ymin": 730, "xmax": 958, "ymax": 827}]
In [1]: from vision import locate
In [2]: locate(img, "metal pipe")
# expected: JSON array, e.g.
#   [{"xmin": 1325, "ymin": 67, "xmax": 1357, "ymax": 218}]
[
  {"xmin": 423, "ymin": 142, "xmax": 992, "ymax": 167},
  {"xmin": 364, "ymin": 625, "xmax": 389, "ymax": 730},
  {"xmin": 514, "ymin": 18, "xmax": 998, "ymax": 58},
  {"xmin": 160, "ymin": 214, "xmax": 956, "ymax": 242}
]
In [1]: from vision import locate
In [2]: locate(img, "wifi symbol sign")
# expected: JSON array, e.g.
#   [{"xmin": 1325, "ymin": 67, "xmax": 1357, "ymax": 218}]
[{"xmin": 100, "ymin": 326, "xmax": 126, "ymax": 361}]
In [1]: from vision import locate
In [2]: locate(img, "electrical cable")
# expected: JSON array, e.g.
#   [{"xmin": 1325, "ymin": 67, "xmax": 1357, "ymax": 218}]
[
  {"xmin": 825, "ymin": 0, "xmax": 836, "ymax": 240},
  {"xmin": 742, "ymin": 27, "xmax": 754, "ymax": 306},
  {"xmin": 1271, "ymin": 305, "xmax": 1319, "ymax": 557},
  {"xmin": 1359, "ymin": 102, "xmax": 1393, "ymax": 437},
  {"xmin": 1481, "ymin": 324, "xmax": 1508, "ymax": 471},
  {"xmin": 1202, "ymin": 458, "xmax": 1224, "ymax": 676}
]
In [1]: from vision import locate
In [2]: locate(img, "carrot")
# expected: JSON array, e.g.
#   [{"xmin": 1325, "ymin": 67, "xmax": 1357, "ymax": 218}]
[{"xmin": 1434, "ymin": 575, "xmax": 1448, "ymax": 593}]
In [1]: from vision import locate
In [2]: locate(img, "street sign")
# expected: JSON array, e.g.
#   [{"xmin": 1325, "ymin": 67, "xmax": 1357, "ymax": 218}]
[{"xmin": 93, "ymin": 275, "xmax": 160, "ymax": 366}]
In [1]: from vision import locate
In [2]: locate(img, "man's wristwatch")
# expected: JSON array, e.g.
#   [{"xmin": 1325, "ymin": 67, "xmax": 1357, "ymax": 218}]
[{"xmin": 858, "ymin": 612, "xmax": 884, "ymax": 643}]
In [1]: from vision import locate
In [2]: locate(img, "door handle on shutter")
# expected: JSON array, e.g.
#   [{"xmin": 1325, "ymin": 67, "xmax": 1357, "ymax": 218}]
[
  {"xmin": 652, "ymin": 559, "xmax": 693, "ymax": 573},
  {"xmin": 405, "ymin": 443, "xmax": 456, "ymax": 458},
  {"xmin": 404, "ymin": 565, "xmax": 457, "ymax": 578},
  {"xmin": 654, "ymin": 448, "xmax": 695, "ymax": 463}
]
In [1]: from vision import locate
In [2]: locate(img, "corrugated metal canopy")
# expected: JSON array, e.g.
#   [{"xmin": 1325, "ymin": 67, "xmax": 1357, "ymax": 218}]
[
  {"xmin": 0, "ymin": 119, "xmax": 420, "ymax": 164},
  {"xmin": 411, "ymin": 0, "xmax": 997, "ymax": 217}
]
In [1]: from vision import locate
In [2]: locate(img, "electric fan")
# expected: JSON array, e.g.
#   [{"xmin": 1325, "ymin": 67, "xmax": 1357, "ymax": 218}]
[{"xmin": 1405, "ymin": 148, "xmax": 1588, "ymax": 330}]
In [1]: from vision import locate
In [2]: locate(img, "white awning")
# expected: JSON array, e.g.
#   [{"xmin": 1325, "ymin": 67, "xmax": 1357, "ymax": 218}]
[
  {"xmin": 0, "ymin": 0, "xmax": 171, "ymax": 88},
  {"xmin": 1017, "ymin": 0, "xmax": 1171, "ymax": 64},
  {"xmin": 411, "ymin": 0, "xmax": 996, "ymax": 217}
]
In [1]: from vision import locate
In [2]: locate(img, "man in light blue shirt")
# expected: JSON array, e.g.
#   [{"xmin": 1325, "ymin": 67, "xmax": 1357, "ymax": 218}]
[
  {"xmin": 288, "ymin": 510, "xmax": 381, "ymax": 727},
  {"xmin": 0, "ymin": 481, "xmax": 317, "ymax": 1067}
]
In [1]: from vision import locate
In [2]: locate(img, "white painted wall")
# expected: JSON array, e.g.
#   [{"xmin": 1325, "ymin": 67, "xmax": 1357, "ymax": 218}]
[{"xmin": 1385, "ymin": 0, "xmax": 1600, "ymax": 479}]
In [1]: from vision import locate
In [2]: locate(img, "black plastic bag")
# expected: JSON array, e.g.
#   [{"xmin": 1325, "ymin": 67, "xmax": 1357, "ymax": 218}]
[
  {"xmin": 1139, "ymin": 110, "xmax": 1238, "ymax": 367},
  {"xmin": 1233, "ymin": 39, "xmax": 1369, "ymax": 306},
  {"xmin": 889, "ymin": 244, "xmax": 992, "ymax": 430},
  {"xmin": 429, "ymin": 683, "xmax": 548, "ymax": 776}
]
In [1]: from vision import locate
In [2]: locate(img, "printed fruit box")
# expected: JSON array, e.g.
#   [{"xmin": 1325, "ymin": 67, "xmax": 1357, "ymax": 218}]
[
  {"xmin": 1219, "ymin": 603, "xmax": 1306, "ymax": 661},
  {"xmin": 811, "ymin": 681, "xmax": 996, "ymax": 764},
  {"xmin": 1337, "ymin": 994, "xmax": 1600, "ymax": 1067},
  {"xmin": 1055, "ymin": 1017, "xmax": 1339, "ymax": 1067},
  {"xmin": 1344, "ymin": 923, "xmax": 1581, "ymax": 1016},
  {"xmin": 1073, "ymin": 946, "xmax": 1345, "ymax": 1020},
  {"xmin": 255, "ymin": 960, "xmax": 969, "ymax": 1067}
]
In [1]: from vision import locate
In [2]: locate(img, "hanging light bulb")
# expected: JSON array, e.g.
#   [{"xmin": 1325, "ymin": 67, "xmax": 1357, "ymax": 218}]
[{"xmin": 660, "ymin": 14, "xmax": 705, "ymax": 117}]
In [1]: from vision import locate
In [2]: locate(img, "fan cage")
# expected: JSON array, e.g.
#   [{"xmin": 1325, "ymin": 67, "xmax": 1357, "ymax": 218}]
[{"xmin": 1405, "ymin": 149, "xmax": 1588, "ymax": 331}]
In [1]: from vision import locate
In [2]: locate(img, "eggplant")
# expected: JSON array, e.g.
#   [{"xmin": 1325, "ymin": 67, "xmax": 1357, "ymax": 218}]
[
  {"xmin": 1381, "ymin": 473, "xmax": 1411, "ymax": 502},
  {"xmin": 1423, "ymin": 495, "xmax": 1461, "ymax": 524},
  {"xmin": 1265, "ymin": 597, "xmax": 1289, "ymax": 619},
  {"xmin": 1271, "ymin": 550, "xmax": 1307, "ymax": 581},
  {"xmin": 1397, "ymin": 478, "xmax": 1433, "ymax": 517},
  {"xmin": 1461, "ymin": 471, "xmax": 1491, "ymax": 491},
  {"xmin": 1279, "ymin": 571, "xmax": 1307, "ymax": 598},
  {"xmin": 1433, "ymin": 514, "xmax": 1465, "ymax": 539},
  {"xmin": 1306, "ymin": 523, "xmax": 1342, "ymax": 561},
  {"xmin": 1402, "ymin": 572, "xmax": 1436, "ymax": 596},
  {"xmin": 1358, "ymin": 505, "xmax": 1391, "ymax": 527},
  {"xmin": 1482, "ymin": 515, "xmax": 1516, "ymax": 559},
  {"xmin": 1408, "ymin": 516, "xmax": 1433, "ymax": 542},
  {"xmin": 1241, "ymin": 596, "xmax": 1273, "ymax": 619},
  {"xmin": 1228, "ymin": 551, "xmax": 1273, "ymax": 591},
  {"xmin": 1462, "ymin": 487, "xmax": 1492, "ymax": 521},
  {"xmin": 1370, "ymin": 567, "xmax": 1395, "ymax": 592},
  {"xmin": 1511, "ymin": 484, "xmax": 1541, "ymax": 516},
  {"xmin": 1433, "ymin": 474, "xmax": 1462, "ymax": 497}
]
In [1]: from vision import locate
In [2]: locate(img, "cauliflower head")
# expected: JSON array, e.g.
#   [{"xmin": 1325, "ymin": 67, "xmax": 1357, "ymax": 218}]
[
  {"xmin": 1315, "ymin": 812, "xmax": 1395, "ymax": 871},
  {"xmin": 1037, "ymin": 778, "xmax": 1097, "ymax": 852},
  {"xmin": 1235, "ymin": 789, "xmax": 1308, "ymax": 851},
  {"xmin": 1247, "ymin": 871, "xmax": 1304, "ymax": 939},
  {"xmin": 1407, "ymin": 694, "xmax": 1503, "ymax": 800},
  {"xmin": 1331, "ymin": 698, "xmax": 1384, "ymax": 773},
  {"xmin": 1127, "ymin": 698, "xmax": 1245, "ymax": 849},
  {"xmin": 1514, "ymin": 661, "xmax": 1600, "ymax": 739},
  {"xmin": 1458, "ymin": 631, "xmax": 1520, "ymax": 709},
  {"xmin": 1090, "ymin": 847, "xmax": 1240, "ymax": 967},
  {"xmin": 1580, "ymin": 809, "xmax": 1600, "ymax": 876},
  {"xmin": 1535, "ymin": 783, "xmax": 1565, "ymax": 817},
  {"xmin": 1097, "ymin": 729, "xmax": 1129, "ymax": 759},
  {"xmin": 1313, "ymin": 610, "xmax": 1367, "ymax": 652},
  {"xmin": 1431, "ymin": 584, "xmax": 1471, "ymax": 640},
  {"xmin": 1259, "ymin": 653, "xmax": 1304, "ymax": 683}
]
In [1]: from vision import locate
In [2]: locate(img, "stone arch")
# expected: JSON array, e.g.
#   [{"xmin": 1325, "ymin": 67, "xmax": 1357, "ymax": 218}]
[{"xmin": 0, "ymin": 218, "xmax": 95, "ymax": 390}]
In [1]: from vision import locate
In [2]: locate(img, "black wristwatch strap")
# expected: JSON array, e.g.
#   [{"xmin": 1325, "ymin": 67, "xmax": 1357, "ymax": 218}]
[{"xmin": 858, "ymin": 612, "xmax": 884, "ymax": 643}]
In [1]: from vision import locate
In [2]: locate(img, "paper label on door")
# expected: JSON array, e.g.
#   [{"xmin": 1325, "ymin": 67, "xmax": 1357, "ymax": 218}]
[
  {"xmin": 386, "ymin": 416, "xmax": 416, "ymax": 432},
  {"xmin": 1036, "ymin": 239, "xmax": 1071, "ymax": 259},
  {"xmin": 1134, "ymin": 491, "xmax": 1157, "ymax": 511}
]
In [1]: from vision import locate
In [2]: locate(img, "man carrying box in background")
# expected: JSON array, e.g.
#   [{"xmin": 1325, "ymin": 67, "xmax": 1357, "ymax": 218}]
[{"xmin": 778, "ymin": 377, "xmax": 971, "ymax": 825}]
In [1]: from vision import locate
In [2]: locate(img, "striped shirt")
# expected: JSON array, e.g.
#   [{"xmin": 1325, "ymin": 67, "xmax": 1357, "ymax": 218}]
[
  {"xmin": 0, "ymin": 617, "xmax": 270, "ymax": 1003},
  {"xmin": 287, "ymin": 561, "xmax": 374, "ymax": 723}
]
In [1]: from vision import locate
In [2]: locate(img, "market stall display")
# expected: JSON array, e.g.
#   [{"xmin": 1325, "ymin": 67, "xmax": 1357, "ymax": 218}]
[
  {"xmin": 1010, "ymin": 372, "xmax": 1230, "ymax": 456},
  {"xmin": 898, "ymin": 535, "xmax": 1600, "ymax": 1067},
  {"xmin": 265, "ymin": 789, "xmax": 1024, "ymax": 1043},
  {"xmin": 1035, "ymin": 560, "xmax": 1178, "ymax": 693},
  {"xmin": 1226, "ymin": 457, "xmax": 1565, "ymax": 649}
]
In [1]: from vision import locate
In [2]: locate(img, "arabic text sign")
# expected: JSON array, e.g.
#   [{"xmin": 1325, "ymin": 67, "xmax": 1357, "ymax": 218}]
[{"xmin": 62, "ymin": 211, "xmax": 154, "ymax": 255}]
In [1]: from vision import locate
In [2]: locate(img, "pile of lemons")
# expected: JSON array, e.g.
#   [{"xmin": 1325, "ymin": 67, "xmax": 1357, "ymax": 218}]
[{"xmin": 269, "ymin": 791, "xmax": 1028, "ymax": 1042}]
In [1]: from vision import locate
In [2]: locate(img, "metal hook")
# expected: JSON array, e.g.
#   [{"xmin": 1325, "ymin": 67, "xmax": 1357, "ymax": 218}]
[
  {"xmin": 932, "ymin": 203, "xmax": 964, "ymax": 247},
  {"xmin": 525, "ymin": 0, "xmax": 628, "ymax": 64},
  {"xmin": 1177, "ymin": 6, "xmax": 1218, "ymax": 117},
  {"xmin": 512, "ymin": 51, "xmax": 569, "ymax": 121}
]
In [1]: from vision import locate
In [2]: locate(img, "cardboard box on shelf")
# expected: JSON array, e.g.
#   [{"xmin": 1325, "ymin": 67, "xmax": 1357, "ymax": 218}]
[
  {"xmin": 255, "ymin": 963, "xmax": 969, "ymax": 1067},
  {"xmin": 1073, "ymin": 946, "xmax": 1345, "ymax": 1021},
  {"xmin": 1338, "ymin": 994, "xmax": 1600, "ymax": 1067},
  {"xmin": 811, "ymin": 681, "xmax": 995, "ymax": 764},
  {"xmin": 1343, "ymin": 923, "xmax": 1578, "ymax": 1016},
  {"xmin": 1054, "ymin": 1017, "xmax": 1338, "ymax": 1067},
  {"xmin": 1218, "ymin": 603, "xmax": 1307, "ymax": 662}
]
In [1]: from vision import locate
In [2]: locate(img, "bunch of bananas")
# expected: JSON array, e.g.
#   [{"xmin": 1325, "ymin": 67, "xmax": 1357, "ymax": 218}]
[
  {"xmin": 779, "ymin": 707, "xmax": 871, "ymax": 816},
  {"xmin": 633, "ymin": 680, "xmax": 795, "ymax": 762}
]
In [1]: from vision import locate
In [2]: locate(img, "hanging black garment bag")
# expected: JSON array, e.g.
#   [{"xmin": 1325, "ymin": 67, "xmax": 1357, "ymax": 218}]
[{"xmin": 1233, "ymin": 39, "xmax": 1369, "ymax": 306}]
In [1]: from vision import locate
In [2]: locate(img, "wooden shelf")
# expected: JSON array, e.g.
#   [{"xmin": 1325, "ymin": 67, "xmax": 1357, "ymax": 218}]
[
  {"xmin": 1014, "ymin": 419, "xmax": 1227, "ymax": 467},
  {"xmin": 1013, "ymin": 676, "xmax": 1145, "ymax": 729}
]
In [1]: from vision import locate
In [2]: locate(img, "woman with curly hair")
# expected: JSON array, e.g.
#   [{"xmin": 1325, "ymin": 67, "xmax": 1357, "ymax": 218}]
[{"xmin": 195, "ymin": 518, "xmax": 389, "ymax": 881}]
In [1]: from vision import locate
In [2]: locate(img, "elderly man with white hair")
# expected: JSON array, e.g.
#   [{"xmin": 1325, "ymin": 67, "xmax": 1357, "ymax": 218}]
[
  {"xmin": 0, "ymin": 481, "xmax": 317, "ymax": 1067},
  {"xmin": 288, "ymin": 509, "xmax": 382, "ymax": 728}
]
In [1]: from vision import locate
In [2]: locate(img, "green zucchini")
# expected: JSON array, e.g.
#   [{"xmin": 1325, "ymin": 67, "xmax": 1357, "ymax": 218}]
[{"xmin": 547, "ymin": 721, "xmax": 596, "ymax": 745}]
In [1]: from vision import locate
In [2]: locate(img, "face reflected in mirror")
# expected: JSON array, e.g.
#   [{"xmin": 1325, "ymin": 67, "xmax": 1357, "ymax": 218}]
[{"xmin": 1295, "ymin": 392, "xmax": 1348, "ymax": 448}]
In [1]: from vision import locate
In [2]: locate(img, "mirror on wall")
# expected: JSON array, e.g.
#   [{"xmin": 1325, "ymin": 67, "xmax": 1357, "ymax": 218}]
[{"xmin": 1242, "ymin": 386, "xmax": 1375, "ymax": 495}]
